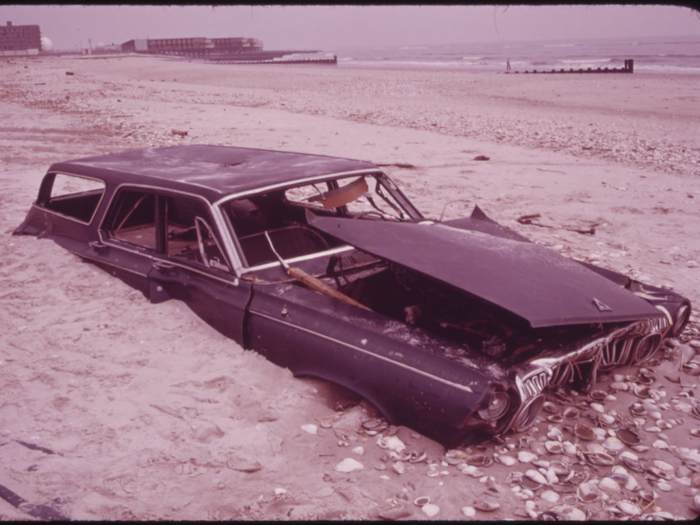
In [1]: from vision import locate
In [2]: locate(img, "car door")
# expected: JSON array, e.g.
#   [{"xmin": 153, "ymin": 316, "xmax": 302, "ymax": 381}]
[
  {"xmin": 147, "ymin": 192, "xmax": 251, "ymax": 345},
  {"xmin": 92, "ymin": 186, "xmax": 160, "ymax": 297}
]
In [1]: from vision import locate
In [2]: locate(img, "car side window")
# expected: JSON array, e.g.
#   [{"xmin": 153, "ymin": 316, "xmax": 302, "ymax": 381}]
[
  {"xmin": 39, "ymin": 173, "xmax": 105, "ymax": 223},
  {"xmin": 104, "ymin": 189, "xmax": 157, "ymax": 251},
  {"xmin": 166, "ymin": 195, "xmax": 229, "ymax": 272}
]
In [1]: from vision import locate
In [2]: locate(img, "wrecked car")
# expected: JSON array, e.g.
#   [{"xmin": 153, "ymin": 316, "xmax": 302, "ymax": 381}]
[{"xmin": 14, "ymin": 145, "xmax": 692, "ymax": 446}]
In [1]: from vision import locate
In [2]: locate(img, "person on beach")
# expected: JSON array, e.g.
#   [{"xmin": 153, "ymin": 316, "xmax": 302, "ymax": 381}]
[{"xmin": 506, "ymin": 58, "xmax": 511, "ymax": 71}]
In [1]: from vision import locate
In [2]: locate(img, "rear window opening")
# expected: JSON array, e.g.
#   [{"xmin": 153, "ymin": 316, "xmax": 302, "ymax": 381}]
[{"xmin": 40, "ymin": 173, "xmax": 105, "ymax": 223}]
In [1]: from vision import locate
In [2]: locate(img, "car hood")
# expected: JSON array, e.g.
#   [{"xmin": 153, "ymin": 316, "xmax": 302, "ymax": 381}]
[{"xmin": 308, "ymin": 213, "xmax": 663, "ymax": 328}]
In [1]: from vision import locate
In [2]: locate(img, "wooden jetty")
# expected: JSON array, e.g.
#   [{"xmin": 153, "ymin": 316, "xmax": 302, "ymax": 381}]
[{"xmin": 508, "ymin": 59, "xmax": 634, "ymax": 75}]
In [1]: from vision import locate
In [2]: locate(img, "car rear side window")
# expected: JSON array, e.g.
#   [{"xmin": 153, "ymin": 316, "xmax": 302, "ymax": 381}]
[
  {"xmin": 105, "ymin": 189, "xmax": 157, "ymax": 251},
  {"xmin": 41, "ymin": 173, "xmax": 105, "ymax": 223}
]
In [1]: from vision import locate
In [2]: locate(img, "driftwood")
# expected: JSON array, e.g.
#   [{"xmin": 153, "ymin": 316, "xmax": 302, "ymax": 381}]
[{"xmin": 517, "ymin": 213, "xmax": 597, "ymax": 235}]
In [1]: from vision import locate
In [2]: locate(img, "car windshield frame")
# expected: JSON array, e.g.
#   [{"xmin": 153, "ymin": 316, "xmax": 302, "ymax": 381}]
[{"xmin": 216, "ymin": 170, "xmax": 423, "ymax": 275}]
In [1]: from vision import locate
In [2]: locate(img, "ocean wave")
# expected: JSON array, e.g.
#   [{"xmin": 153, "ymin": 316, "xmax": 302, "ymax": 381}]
[{"xmin": 561, "ymin": 58, "xmax": 612, "ymax": 64}]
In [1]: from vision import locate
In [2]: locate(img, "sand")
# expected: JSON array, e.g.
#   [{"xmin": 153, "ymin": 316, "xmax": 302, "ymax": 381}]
[{"xmin": 1, "ymin": 54, "xmax": 699, "ymax": 520}]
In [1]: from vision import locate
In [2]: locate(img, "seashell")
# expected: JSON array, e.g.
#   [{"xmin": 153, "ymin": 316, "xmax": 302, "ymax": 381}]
[
  {"xmin": 590, "ymin": 402, "xmax": 605, "ymax": 413},
  {"xmin": 445, "ymin": 449, "xmax": 469, "ymax": 459},
  {"xmin": 574, "ymin": 424, "xmax": 595, "ymax": 441},
  {"xmin": 637, "ymin": 368, "xmax": 656, "ymax": 385},
  {"xmin": 547, "ymin": 414, "xmax": 564, "ymax": 423},
  {"xmin": 599, "ymin": 477, "xmax": 621, "ymax": 492},
  {"xmin": 634, "ymin": 385, "xmax": 651, "ymax": 398},
  {"xmin": 530, "ymin": 441, "xmax": 546, "ymax": 456},
  {"xmin": 602, "ymin": 436, "xmax": 625, "ymax": 452},
  {"xmin": 541, "ymin": 490, "xmax": 560, "ymax": 504},
  {"xmin": 630, "ymin": 444, "xmax": 650, "ymax": 453},
  {"xmin": 461, "ymin": 465, "xmax": 484, "ymax": 478},
  {"xmin": 610, "ymin": 381, "xmax": 629, "ymax": 391},
  {"xmin": 552, "ymin": 506, "xmax": 586, "ymax": 521},
  {"xmin": 466, "ymin": 454, "xmax": 493, "ymax": 467},
  {"xmin": 616, "ymin": 428, "xmax": 642, "ymax": 446},
  {"xmin": 656, "ymin": 419, "xmax": 672, "ymax": 430},
  {"xmin": 461, "ymin": 506, "xmax": 476, "ymax": 518},
  {"xmin": 562, "ymin": 441, "xmax": 578, "ymax": 457},
  {"xmin": 638, "ymin": 489, "xmax": 656, "ymax": 503},
  {"xmin": 589, "ymin": 390, "xmax": 607, "ymax": 402},
  {"xmin": 335, "ymin": 458, "xmax": 364, "ymax": 473},
  {"xmin": 629, "ymin": 402, "xmax": 647, "ymax": 416},
  {"xmin": 519, "ymin": 436, "xmax": 534, "ymax": 448},
  {"xmin": 517, "ymin": 450, "xmax": 538, "ymax": 463},
  {"xmin": 577, "ymin": 482, "xmax": 600, "ymax": 502},
  {"xmin": 692, "ymin": 429, "xmax": 700, "ymax": 438},
  {"xmin": 533, "ymin": 459, "xmax": 551, "ymax": 469},
  {"xmin": 549, "ymin": 460, "xmax": 570, "ymax": 477},
  {"xmin": 585, "ymin": 451, "xmax": 615, "ymax": 466},
  {"xmin": 421, "ymin": 503, "xmax": 440, "ymax": 517},
  {"xmin": 652, "ymin": 459, "xmax": 675, "ymax": 476},
  {"xmin": 550, "ymin": 482, "xmax": 576, "ymax": 494},
  {"xmin": 617, "ymin": 500, "xmax": 641, "ymax": 517},
  {"xmin": 547, "ymin": 427, "xmax": 563, "ymax": 441},
  {"xmin": 691, "ymin": 495, "xmax": 700, "ymax": 513},
  {"xmin": 542, "ymin": 401, "xmax": 558, "ymax": 413},
  {"xmin": 545, "ymin": 441, "xmax": 563, "ymax": 454},
  {"xmin": 413, "ymin": 496, "xmax": 430, "ymax": 507},
  {"xmin": 656, "ymin": 481, "xmax": 672, "ymax": 492},
  {"xmin": 598, "ymin": 413, "xmax": 617, "ymax": 427},
  {"xmin": 566, "ymin": 469, "xmax": 590, "ymax": 485},
  {"xmin": 495, "ymin": 454, "xmax": 517, "ymax": 467},
  {"xmin": 585, "ymin": 442, "xmax": 606, "ymax": 454},
  {"xmin": 652, "ymin": 439, "xmax": 669, "ymax": 450},
  {"xmin": 473, "ymin": 500, "xmax": 500, "ymax": 512},
  {"xmin": 408, "ymin": 451, "xmax": 427, "ymax": 463},
  {"xmin": 647, "ymin": 466, "xmax": 672, "ymax": 480},
  {"xmin": 685, "ymin": 461, "xmax": 700, "ymax": 473},
  {"xmin": 563, "ymin": 407, "xmax": 579, "ymax": 419},
  {"xmin": 520, "ymin": 475, "xmax": 542, "ymax": 491},
  {"xmin": 526, "ymin": 469, "xmax": 548, "ymax": 486},
  {"xmin": 362, "ymin": 418, "xmax": 387, "ymax": 431},
  {"xmin": 392, "ymin": 461, "xmax": 405, "ymax": 475},
  {"xmin": 545, "ymin": 467, "xmax": 559, "ymax": 485},
  {"xmin": 378, "ymin": 435, "xmax": 407, "ymax": 453}
]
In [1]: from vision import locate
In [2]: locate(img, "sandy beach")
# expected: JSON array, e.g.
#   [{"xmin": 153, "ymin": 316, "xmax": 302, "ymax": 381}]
[{"xmin": 1, "ymin": 54, "xmax": 700, "ymax": 520}]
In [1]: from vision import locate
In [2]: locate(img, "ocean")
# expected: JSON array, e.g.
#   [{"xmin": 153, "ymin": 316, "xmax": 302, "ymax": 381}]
[{"xmin": 331, "ymin": 35, "xmax": 700, "ymax": 74}]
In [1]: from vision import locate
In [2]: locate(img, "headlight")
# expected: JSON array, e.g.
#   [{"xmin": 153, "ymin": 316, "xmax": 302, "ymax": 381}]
[{"xmin": 478, "ymin": 391, "xmax": 511, "ymax": 421}]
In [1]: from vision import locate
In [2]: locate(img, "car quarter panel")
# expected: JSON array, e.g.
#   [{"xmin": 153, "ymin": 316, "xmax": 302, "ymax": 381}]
[{"xmin": 246, "ymin": 277, "xmax": 513, "ymax": 444}]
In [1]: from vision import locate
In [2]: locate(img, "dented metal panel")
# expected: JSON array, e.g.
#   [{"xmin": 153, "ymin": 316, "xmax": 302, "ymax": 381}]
[{"xmin": 308, "ymin": 213, "xmax": 663, "ymax": 328}]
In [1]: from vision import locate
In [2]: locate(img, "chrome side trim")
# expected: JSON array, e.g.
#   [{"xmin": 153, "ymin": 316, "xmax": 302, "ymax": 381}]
[{"xmin": 213, "ymin": 169, "xmax": 382, "ymax": 208}]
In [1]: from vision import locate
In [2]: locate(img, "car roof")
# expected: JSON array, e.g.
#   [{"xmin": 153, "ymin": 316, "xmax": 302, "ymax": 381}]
[{"xmin": 49, "ymin": 145, "xmax": 380, "ymax": 204}]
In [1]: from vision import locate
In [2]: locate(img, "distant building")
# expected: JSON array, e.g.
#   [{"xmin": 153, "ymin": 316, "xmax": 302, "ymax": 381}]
[
  {"xmin": 121, "ymin": 37, "xmax": 263, "ymax": 57},
  {"xmin": 0, "ymin": 21, "xmax": 42, "ymax": 56}
]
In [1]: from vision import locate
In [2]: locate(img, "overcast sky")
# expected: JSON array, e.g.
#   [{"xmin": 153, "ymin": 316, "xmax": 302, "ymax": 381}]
[{"xmin": 3, "ymin": 4, "xmax": 699, "ymax": 51}]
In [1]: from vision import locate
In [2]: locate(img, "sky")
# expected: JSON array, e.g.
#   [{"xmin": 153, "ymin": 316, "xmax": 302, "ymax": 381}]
[{"xmin": 2, "ymin": 4, "xmax": 699, "ymax": 51}]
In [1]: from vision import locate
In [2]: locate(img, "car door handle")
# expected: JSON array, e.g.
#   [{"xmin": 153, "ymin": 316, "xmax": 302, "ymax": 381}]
[{"xmin": 153, "ymin": 260, "xmax": 176, "ymax": 271}]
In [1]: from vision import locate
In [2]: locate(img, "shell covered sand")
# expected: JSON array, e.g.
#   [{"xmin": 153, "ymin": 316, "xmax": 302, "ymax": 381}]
[{"xmin": 1, "ymin": 55, "xmax": 699, "ymax": 520}]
